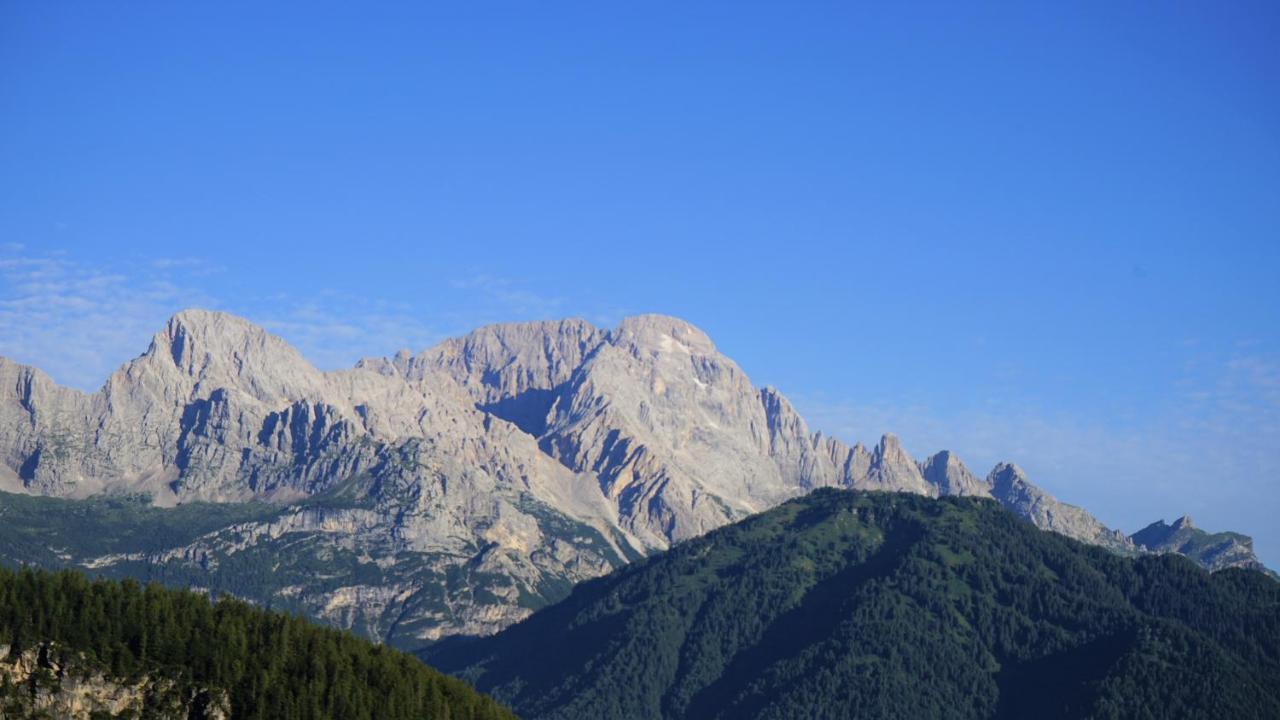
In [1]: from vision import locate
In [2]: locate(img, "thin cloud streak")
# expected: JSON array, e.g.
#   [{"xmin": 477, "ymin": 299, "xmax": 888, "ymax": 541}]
[
  {"xmin": 0, "ymin": 247, "xmax": 220, "ymax": 391},
  {"xmin": 449, "ymin": 273, "xmax": 565, "ymax": 320},
  {"xmin": 0, "ymin": 250, "xmax": 561, "ymax": 388},
  {"xmin": 254, "ymin": 295, "xmax": 446, "ymax": 371}
]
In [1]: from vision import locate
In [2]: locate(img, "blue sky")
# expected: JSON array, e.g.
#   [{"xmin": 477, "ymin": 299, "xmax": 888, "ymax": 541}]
[{"xmin": 2, "ymin": 2, "xmax": 1278, "ymax": 562}]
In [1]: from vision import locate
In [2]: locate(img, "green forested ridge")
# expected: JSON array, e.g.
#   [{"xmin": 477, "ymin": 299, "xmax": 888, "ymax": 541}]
[
  {"xmin": 425, "ymin": 490, "xmax": 1280, "ymax": 720},
  {"xmin": 0, "ymin": 567, "xmax": 516, "ymax": 720}
]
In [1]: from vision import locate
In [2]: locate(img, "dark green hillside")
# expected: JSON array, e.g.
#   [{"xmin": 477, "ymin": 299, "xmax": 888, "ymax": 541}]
[
  {"xmin": 0, "ymin": 567, "xmax": 516, "ymax": 720},
  {"xmin": 425, "ymin": 490, "xmax": 1280, "ymax": 720}
]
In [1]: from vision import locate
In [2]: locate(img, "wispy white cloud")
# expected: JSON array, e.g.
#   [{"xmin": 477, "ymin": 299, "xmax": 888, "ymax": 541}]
[
  {"xmin": 254, "ymin": 294, "xmax": 446, "ymax": 371},
  {"xmin": 0, "ymin": 247, "xmax": 452, "ymax": 387},
  {"xmin": 149, "ymin": 256, "xmax": 225, "ymax": 275},
  {"xmin": 0, "ymin": 247, "xmax": 220, "ymax": 391},
  {"xmin": 449, "ymin": 273, "xmax": 565, "ymax": 320}
]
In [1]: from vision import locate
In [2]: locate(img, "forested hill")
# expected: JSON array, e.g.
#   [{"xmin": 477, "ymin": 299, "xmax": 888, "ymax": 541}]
[
  {"xmin": 425, "ymin": 490, "xmax": 1280, "ymax": 720},
  {"xmin": 0, "ymin": 567, "xmax": 516, "ymax": 720}
]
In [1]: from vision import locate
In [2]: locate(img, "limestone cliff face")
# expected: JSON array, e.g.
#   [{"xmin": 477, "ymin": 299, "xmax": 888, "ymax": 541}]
[
  {"xmin": 0, "ymin": 309, "xmax": 1260, "ymax": 643},
  {"xmin": 0, "ymin": 644, "xmax": 228, "ymax": 719},
  {"xmin": 537, "ymin": 315, "xmax": 802, "ymax": 545},
  {"xmin": 375, "ymin": 318, "xmax": 606, "ymax": 415},
  {"xmin": 987, "ymin": 463, "xmax": 1133, "ymax": 551},
  {"xmin": 373, "ymin": 314, "xmax": 933, "ymax": 547},
  {"xmin": 919, "ymin": 450, "xmax": 989, "ymax": 497},
  {"xmin": 1131, "ymin": 515, "xmax": 1270, "ymax": 573}
]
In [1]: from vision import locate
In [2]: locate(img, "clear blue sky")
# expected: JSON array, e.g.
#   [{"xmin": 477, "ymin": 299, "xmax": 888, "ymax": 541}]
[{"xmin": 2, "ymin": 2, "xmax": 1278, "ymax": 562}]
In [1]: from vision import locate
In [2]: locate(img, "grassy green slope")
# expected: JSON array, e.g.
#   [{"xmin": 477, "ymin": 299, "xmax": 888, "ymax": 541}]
[{"xmin": 425, "ymin": 490, "xmax": 1280, "ymax": 720}]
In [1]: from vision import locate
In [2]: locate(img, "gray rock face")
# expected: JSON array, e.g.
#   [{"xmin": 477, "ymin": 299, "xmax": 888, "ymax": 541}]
[
  {"xmin": 919, "ymin": 450, "xmax": 988, "ymax": 497},
  {"xmin": 0, "ymin": 309, "xmax": 1260, "ymax": 643},
  {"xmin": 1131, "ymin": 515, "xmax": 1269, "ymax": 573},
  {"xmin": 987, "ymin": 463, "xmax": 1133, "ymax": 551}
]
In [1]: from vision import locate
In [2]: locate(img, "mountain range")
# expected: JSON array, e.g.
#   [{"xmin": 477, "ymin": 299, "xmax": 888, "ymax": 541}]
[{"xmin": 0, "ymin": 309, "xmax": 1268, "ymax": 647}]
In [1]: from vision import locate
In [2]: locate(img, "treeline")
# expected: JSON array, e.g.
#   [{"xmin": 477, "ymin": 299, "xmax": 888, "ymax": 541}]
[{"xmin": 0, "ymin": 566, "xmax": 516, "ymax": 720}]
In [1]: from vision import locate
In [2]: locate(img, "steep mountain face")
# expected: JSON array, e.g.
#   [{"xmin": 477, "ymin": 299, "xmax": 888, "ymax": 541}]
[
  {"xmin": 367, "ymin": 314, "xmax": 933, "ymax": 548},
  {"xmin": 918, "ymin": 449, "xmax": 988, "ymax": 497},
  {"xmin": 0, "ymin": 309, "xmax": 1264, "ymax": 645},
  {"xmin": 1132, "ymin": 515, "xmax": 1271, "ymax": 574},
  {"xmin": 987, "ymin": 463, "xmax": 1133, "ymax": 551},
  {"xmin": 425, "ymin": 490, "xmax": 1280, "ymax": 720}
]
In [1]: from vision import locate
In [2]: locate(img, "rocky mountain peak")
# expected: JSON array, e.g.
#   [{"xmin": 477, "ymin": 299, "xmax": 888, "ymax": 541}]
[
  {"xmin": 933, "ymin": 449, "xmax": 959, "ymax": 465},
  {"xmin": 987, "ymin": 462, "xmax": 1132, "ymax": 551},
  {"xmin": 1130, "ymin": 516, "xmax": 1267, "ymax": 574},
  {"xmin": 161, "ymin": 309, "xmax": 274, "ymax": 361},
  {"xmin": 857, "ymin": 434, "xmax": 934, "ymax": 496},
  {"xmin": 874, "ymin": 433, "xmax": 904, "ymax": 458},
  {"xmin": 375, "ymin": 318, "xmax": 606, "ymax": 399},
  {"xmin": 610, "ymin": 314, "xmax": 716, "ymax": 357},
  {"xmin": 137, "ymin": 309, "xmax": 319, "ymax": 401},
  {"xmin": 989, "ymin": 462, "xmax": 1028, "ymax": 485},
  {"xmin": 919, "ymin": 450, "xmax": 988, "ymax": 497}
]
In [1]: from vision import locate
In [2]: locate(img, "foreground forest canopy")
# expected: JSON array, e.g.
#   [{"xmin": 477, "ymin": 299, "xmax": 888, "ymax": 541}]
[
  {"xmin": 0, "ymin": 567, "xmax": 515, "ymax": 720},
  {"xmin": 427, "ymin": 490, "xmax": 1280, "ymax": 720}
]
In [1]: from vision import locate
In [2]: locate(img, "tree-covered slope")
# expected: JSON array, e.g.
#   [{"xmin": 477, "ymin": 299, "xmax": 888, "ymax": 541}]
[
  {"xmin": 0, "ymin": 567, "xmax": 517, "ymax": 720},
  {"xmin": 425, "ymin": 490, "xmax": 1280, "ymax": 720}
]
